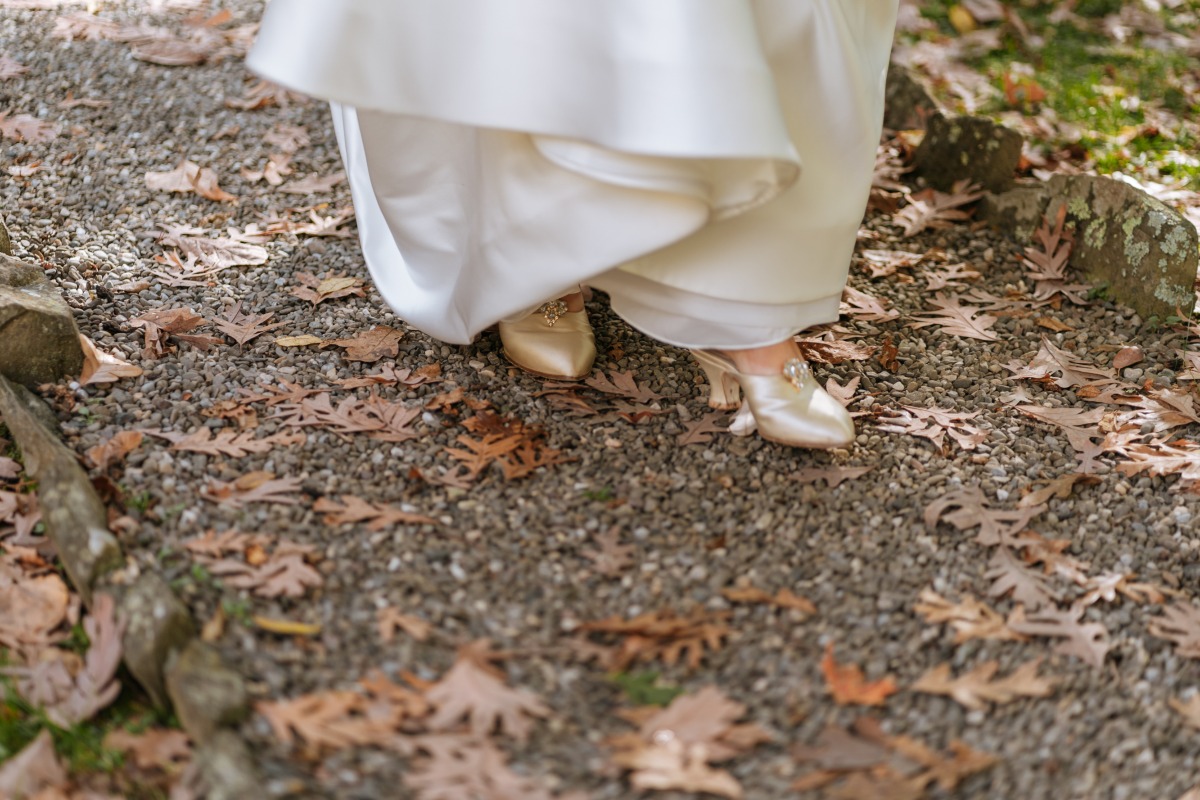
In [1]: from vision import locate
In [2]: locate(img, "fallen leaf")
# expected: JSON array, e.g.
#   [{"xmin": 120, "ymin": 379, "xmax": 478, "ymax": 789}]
[
  {"xmin": 820, "ymin": 643, "xmax": 898, "ymax": 706},
  {"xmin": 0, "ymin": 55, "xmax": 28, "ymax": 79},
  {"xmin": 924, "ymin": 487, "xmax": 1044, "ymax": 548},
  {"xmin": 279, "ymin": 171, "xmax": 346, "ymax": 194},
  {"xmin": 143, "ymin": 427, "xmax": 304, "ymax": 458},
  {"xmin": 1148, "ymin": 603, "xmax": 1200, "ymax": 658},
  {"xmin": 79, "ymin": 335, "xmax": 143, "ymax": 385},
  {"xmin": 253, "ymin": 616, "xmax": 321, "ymax": 636},
  {"xmin": 1007, "ymin": 604, "xmax": 1111, "ymax": 668},
  {"xmin": 911, "ymin": 659, "xmax": 1055, "ymax": 710},
  {"xmin": 908, "ymin": 292, "xmax": 998, "ymax": 341},
  {"xmin": 402, "ymin": 734, "xmax": 571, "ymax": 800},
  {"xmin": 1078, "ymin": 572, "xmax": 1168, "ymax": 607},
  {"xmin": 721, "ymin": 586, "xmax": 816, "ymax": 614},
  {"xmin": 85, "ymin": 430, "xmax": 143, "ymax": 470},
  {"xmin": 104, "ymin": 728, "xmax": 191, "ymax": 771},
  {"xmin": 1170, "ymin": 695, "xmax": 1200, "ymax": 730},
  {"xmin": 583, "ymin": 526, "xmax": 635, "ymax": 577},
  {"xmin": 877, "ymin": 405, "xmax": 987, "ymax": 451},
  {"xmin": 377, "ymin": 608, "xmax": 432, "ymax": 643},
  {"xmin": 425, "ymin": 639, "xmax": 550, "ymax": 743},
  {"xmin": 586, "ymin": 370, "xmax": 664, "ymax": 404},
  {"xmin": 289, "ymin": 272, "xmax": 366, "ymax": 305},
  {"xmin": 894, "ymin": 180, "xmax": 983, "ymax": 237},
  {"xmin": 677, "ymin": 412, "xmax": 729, "ymax": 445},
  {"xmin": 580, "ymin": 608, "xmax": 732, "ymax": 671},
  {"xmin": 145, "ymin": 158, "xmax": 235, "ymax": 202},
  {"xmin": 985, "ymin": 546, "xmax": 1062, "ymax": 610},
  {"xmin": 314, "ymin": 495, "xmax": 437, "ymax": 529},
  {"xmin": 275, "ymin": 334, "xmax": 323, "ymax": 347},
  {"xmin": 840, "ymin": 286, "xmax": 900, "ymax": 322},
  {"xmin": 0, "ymin": 570, "xmax": 69, "ymax": 647},
  {"xmin": 0, "ymin": 110, "xmax": 58, "ymax": 143},
  {"xmin": 1018, "ymin": 473, "xmax": 1098, "ymax": 508},
  {"xmin": 1035, "ymin": 316, "xmax": 1074, "ymax": 332},
  {"xmin": 202, "ymin": 472, "xmax": 304, "ymax": 507},
  {"xmin": 914, "ymin": 589, "xmax": 1025, "ymax": 643},
  {"xmin": 211, "ymin": 301, "xmax": 286, "ymax": 345},
  {"xmin": 0, "ymin": 729, "xmax": 65, "ymax": 798},
  {"xmin": 322, "ymin": 326, "xmax": 405, "ymax": 362},
  {"xmin": 157, "ymin": 224, "xmax": 269, "ymax": 272}
]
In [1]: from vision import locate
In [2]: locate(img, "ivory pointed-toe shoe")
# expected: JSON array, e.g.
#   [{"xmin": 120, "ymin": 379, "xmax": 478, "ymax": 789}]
[
  {"xmin": 499, "ymin": 300, "xmax": 597, "ymax": 380},
  {"xmin": 691, "ymin": 349, "xmax": 855, "ymax": 448}
]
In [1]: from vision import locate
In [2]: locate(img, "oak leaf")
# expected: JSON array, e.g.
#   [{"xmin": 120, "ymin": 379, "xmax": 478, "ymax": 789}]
[
  {"xmin": 258, "ymin": 689, "xmax": 396, "ymax": 755},
  {"xmin": 402, "ymin": 734, "xmax": 577, "ymax": 800},
  {"xmin": 580, "ymin": 608, "xmax": 731, "ymax": 671},
  {"xmin": 158, "ymin": 224, "xmax": 269, "ymax": 273},
  {"xmin": 894, "ymin": 180, "xmax": 983, "ymax": 237},
  {"xmin": 182, "ymin": 529, "xmax": 253, "ymax": 559},
  {"xmin": 795, "ymin": 335, "xmax": 876, "ymax": 364},
  {"xmin": 911, "ymin": 659, "xmax": 1055, "ymax": 710},
  {"xmin": 585, "ymin": 370, "xmax": 663, "ymax": 404},
  {"xmin": 224, "ymin": 78, "xmax": 309, "ymax": 110},
  {"xmin": 289, "ymin": 271, "xmax": 366, "ymax": 305},
  {"xmin": 1169, "ymin": 695, "xmax": 1200, "ymax": 730},
  {"xmin": 0, "ymin": 111, "xmax": 58, "ymax": 143},
  {"xmin": 0, "ymin": 55, "xmax": 28, "ymax": 79},
  {"xmin": 103, "ymin": 728, "xmax": 191, "ymax": 771},
  {"xmin": 985, "ymin": 546, "xmax": 1062, "ymax": 610},
  {"xmin": 201, "ymin": 471, "xmax": 304, "ymax": 507},
  {"xmin": 85, "ymin": 430, "xmax": 143, "ymax": 471},
  {"xmin": 924, "ymin": 261, "xmax": 982, "ymax": 290},
  {"xmin": 1078, "ymin": 572, "xmax": 1168, "ymax": 607},
  {"xmin": 1005, "ymin": 337, "xmax": 1115, "ymax": 389},
  {"xmin": 211, "ymin": 551, "xmax": 323, "ymax": 599},
  {"xmin": 0, "ymin": 729, "xmax": 65, "ymax": 798},
  {"xmin": 877, "ymin": 405, "xmax": 987, "ymax": 451},
  {"xmin": 211, "ymin": 301, "xmax": 286, "ymax": 345},
  {"xmin": 279, "ymin": 170, "xmax": 347, "ymax": 194},
  {"xmin": 314, "ymin": 495, "xmax": 438, "ymax": 529},
  {"xmin": 1023, "ymin": 205, "xmax": 1090, "ymax": 305},
  {"xmin": 913, "ymin": 589, "xmax": 1024, "ymax": 643},
  {"xmin": 923, "ymin": 487, "xmax": 1044, "ymax": 548},
  {"xmin": 129, "ymin": 307, "xmax": 222, "ymax": 357},
  {"xmin": 908, "ymin": 292, "xmax": 998, "ymax": 340},
  {"xmin": 820, "ymin": 643, "xmax": 898, "ymax": 706},
  {"xmin": 0, "ymin": 569, "xmax": 70, "ymax": 650},
  {"xmin": 377, "ymin": 608, "xmax": 432, "ymax": 643},
  {"xmin": 262, "ymin": 123, "xmax": 310, "ymax": 153},
  {"xmin": 840, "ymin": 286, "xmax": 900, "ymax": 322},
  {"xmin": 322, "ymin": 326, "xmax": 406, "ymax": 363},
  {"xmin": 859, "ymin": 248, "xmax": 926, "ymax": 279},
  {"xmin": 145, "ymin": 158, "xmax": 235, "ymax": 202},
  {"xmin": 143, "ymin": 426, "xmax": 304, "ymax": 458},
  {"xmin": 1007, "ymin": 603, "xmax": 1111, "ymax": 668},
  {"xmin": 721, "ymin": 585, "xmax": 816, "ymax": 614},
  {"xmin": 677, "ymin": 412, "xmax": 728, "ymax": 446},
  {"xmin": 79, "ymin": 334, "xmax": 143, "ymax": 385},
  {"xmin": 425, "ymin": 640, "xmax": 550, "ymax": 742},
  {"xmin": 1148, "ymin": 603, "xmax": 1200, "ymax": 658},
  {"xmin": 583, "ymin": 526, "xmax": 635, "ymax": 577}
]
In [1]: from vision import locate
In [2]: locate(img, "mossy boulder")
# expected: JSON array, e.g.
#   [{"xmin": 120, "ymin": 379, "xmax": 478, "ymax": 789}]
[
  {"xmin": 912, "ymin": 112, "xmax": 1023, "ymax": 194},
  {"xmin": 0, "ymin": 253, "xmax": 84, "ymax": 385}
]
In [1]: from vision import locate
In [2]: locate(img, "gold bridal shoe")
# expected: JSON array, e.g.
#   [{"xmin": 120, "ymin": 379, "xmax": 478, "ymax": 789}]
[
  {"xmin": 499, "ymin": 299, "xmax": 597, "ymax": 380},
  {"xmin": 691, "ymin": 349, "xmax": 855, "ymax": 449}
]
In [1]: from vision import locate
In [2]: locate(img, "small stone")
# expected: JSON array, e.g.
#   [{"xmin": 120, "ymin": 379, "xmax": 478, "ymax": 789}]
[{"xmin": 912, "ymin": 112, "xmax": 1023, "ymax": 194}]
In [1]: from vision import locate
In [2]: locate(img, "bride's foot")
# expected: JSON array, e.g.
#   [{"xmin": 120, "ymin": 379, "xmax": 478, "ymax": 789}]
[
  {"xmin": 499, "ymin": 290, "xmax": 596, "ymax": 380},
  {"xmin": 691, "ymin": 341, "xmax": 855, "ymax": 449}
]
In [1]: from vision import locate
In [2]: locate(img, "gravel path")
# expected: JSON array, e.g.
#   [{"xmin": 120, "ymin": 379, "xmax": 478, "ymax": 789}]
[{"xmin": 4, "ymin": 4, "xmax": 1200, "ymax": 799}]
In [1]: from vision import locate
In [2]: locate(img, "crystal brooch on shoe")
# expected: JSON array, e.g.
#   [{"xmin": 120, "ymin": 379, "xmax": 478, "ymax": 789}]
[
  {"xmin": 538, "ymin": 300, "xmax": 569, "ymax": 327},
  {"xmin": 782, "ymin": 358, "xmax": 814, "ymax": 390}
]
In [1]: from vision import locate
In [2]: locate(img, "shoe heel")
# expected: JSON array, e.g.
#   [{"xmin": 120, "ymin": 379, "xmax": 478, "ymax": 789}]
[{"xmin": 692, "ymin": 351, "xmax": 741, "ymax": 411}]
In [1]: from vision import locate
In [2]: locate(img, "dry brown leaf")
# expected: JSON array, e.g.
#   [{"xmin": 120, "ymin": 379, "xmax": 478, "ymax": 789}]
[
  {"xmin": 253, "ymin": 616, "xmax": 322, "ymax": 637},
  {"xmin": 289, "ymin": 271, "xmax": 366, "ymax": 305},
  {"xmin": 923, "ymin": 487, "xmax": 1044, "ymax": 548},
  {"xmin": 145, "ymin": 158, "xmax": 235, "ymax": 202},
  {"xmin": 911, "ymin": 659, "xmax": 1056, "ymax": 711},
  {"xmin": 182, "ymin": 529, "xmax": 252, "ymax": 560},
  {"xmin": 1035, "ymin": 316, "xmax": 1074, "ymax": 332},
  {"xmin": 0, "ymin": 570, "xmax": 70, "ymax": 647},
  {"xmin": 677, "ymin": 412, "xmax": 729, "ymax": 445},
  {"xmin": 322, "ymin": 326, "xmax": 406, "ymax": 362},
  {"xmin": 721, "ymin": 585, "xmax": 816, "ymax": 614},
  {"xmin": 143, "ymin": 427, "xmax": 304, "ymax": 458},
  {"xmin": 820, "ymin": 643, "xmax": 899, "ymax": 706},
  {"xmin": 157, "ymin": 224, "xmax": 269, "ymax": 272},
  {"xmin": 85, "ymin": 430, "xmax": 143, "ymax": 471},
  {"xmin": 279, "ymin": 171, "xmax": 347, "ymax": 194},
  {"xmin": 1005, "ymin": 337, "xmax": 1115, "ymax": 389},
  {"xmin": 1018, "ymin": 473, "xmax": 1098, "ymax": 508},
  {"xmin": 877, "ymin": 405, "xmax": 987, "ymax": 451},
  {"xmin": 314, "ymin": 495, "xmax": 437, "ymax": 530},
  {"xmin": 1078, "ymin": 572, "xmax": 1168, "ymax": 607},
  {"xmin": 1007, "ymin": 604, "xmax": 1111, "ymax": 668},
  {"xmin": 402, "ymin": 734, "xmax": 574, "ymax": 800},
  {"xmin": 840, "ymin": 286, "xmax": 900, "ymax": 322},
  {"xmin": 275, "ymin": 334, "xmax": 322, "ymax": 347},
  {"xmin": 335, "ymin": 362, "xmax": 442, "ymax": 390},
  {"xmin": 1148, "ymin": 603, "xmax": 1200, "ymax": 658},
  {"xmin": 986, "ymin": 546, "xmax": 1062, "ymax": 610},
  {"xmin": 225, "ymin": 78, "xmax": 309, "ymax": 110},
  {"xmin": 0, "ymin": 110, "xmax": 58, "ymax": 143},
  {"xmin": 580, "ymin": 608, "xmax": 732, "ymax": 671},
  {"xmin": 103, "ymin": 728, "xmax": 191, "ymax": 771},
  {"xmin": 913, "ymin": 589, "xmax": 1024, "ymax": 643},
  {"xmin": 425, "ymin": 639, "xmax": 550, "ymax": 743},
  {"xmin": 211, "ymin": 301, "xmax": 286, "ymax": 345},
  {"xmin": 201, "ymin": 471, "xmax": 304, "ymax": 507},
  {"xmin": 908, "ymin": 292, "xmax": 998, "ymax": 341},
  {"xmin": 585, "ymin": 370, "xmax": 663, "ymax": 404},
  {"xmin": 1170, "ymin": 695, "xmax": 1200, "ymax": 730},
  {"xmin": 212, "ymin": 550, "xmax": 323, "ymax": 599},
  {"xmin": 258, "ymin": 689, "xmax": 394, "ymax": 754},
  {"xmin": 79, "ymin": 334, "xmax": 143, "ymax": 385},
  {"xmin": 583, "ymin": 526, "xmax": 635, "ymax": 577},
  {"xmin": 795, "ymin": 336, "xmax": 876, "ymax": 365},
  {"xmin": 377, "ymin": 608, "xmax": 432, "ymax": 643},
  {"xmin": 0, "ymin": 729, "xmax": 65, "ymax": 798},
  {"xmin": 894, "ymin": 180, "xmax": 983, "ymax": 237},
  {"xmin": 0, "ymin": 54, "xmax": 28, "ymax": 79},
  {"xmin": 128, "ymin": 307, "xmax": 222, "ymax": 357}
]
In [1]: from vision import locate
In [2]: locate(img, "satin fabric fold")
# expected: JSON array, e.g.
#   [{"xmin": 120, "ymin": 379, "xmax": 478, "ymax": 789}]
[{"xmin": 249, "ymin": 0, "xmax": 899, "ymax": 347}]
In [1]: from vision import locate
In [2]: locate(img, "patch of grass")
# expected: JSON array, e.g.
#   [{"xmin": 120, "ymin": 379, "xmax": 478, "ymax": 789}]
[
  {"xmin": 222, "ymin": 596, "xmax": 254, "ymax": 626},
  {"xmin": 0, "ymin": 664, "xmax": 172, "ymax": 796},
  {"xmin": 582, "ymin": 486, "xmax": 614, "ymax": 502},
  {"xmin": 910, "ymin": 2, "xmax": 1200, "ymax": 188},
  {"xmin": 125, "ymin": 490, "xmax": 154, "ymax": 515},
  {"xmin": 609, "ymin": 671, "xmax": 685, "ymax": 707}
]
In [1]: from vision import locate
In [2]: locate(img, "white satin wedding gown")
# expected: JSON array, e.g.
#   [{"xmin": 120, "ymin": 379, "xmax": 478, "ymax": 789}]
[{"xmin": 248, "ymin": 0, "xmax": 899, "ymax": 349}]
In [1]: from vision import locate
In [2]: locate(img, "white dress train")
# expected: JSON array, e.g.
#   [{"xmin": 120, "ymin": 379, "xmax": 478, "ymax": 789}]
[{"xmin": 248, "ymin": 0, "xmax": 899, "ymax": 348}]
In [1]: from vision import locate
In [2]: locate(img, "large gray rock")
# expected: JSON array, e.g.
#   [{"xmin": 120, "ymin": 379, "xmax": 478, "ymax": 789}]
[
  {"xmin": 983, "ymin": 175, "xmax": 1199, "ymax": 319},
  {"xmin": 0, "ymin": 253, "xmax": 83, "ymax": 385},
  {"xmin": 165, "ymin": 639, "xmax": 248, "ymax": 742},
  {"xmin": 884, "ymin": 64, "xmax": 940, "ymax": 131},
  {"xmin": 101, "ymin": 572, "xmax": 197, "ymax": 707},
  {"xmin": 912, "ymin": 111, "xmax": 1023, "ymax": 194}
]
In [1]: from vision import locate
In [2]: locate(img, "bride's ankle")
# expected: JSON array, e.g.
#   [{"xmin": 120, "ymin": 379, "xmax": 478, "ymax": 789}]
[
  {"xmin": 720, "ymin": 340, "xmax": 803, "ymax": 375},
  {"xmin": 558, "ymin": 291, "xmax": 585, "ymax": 313}
]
